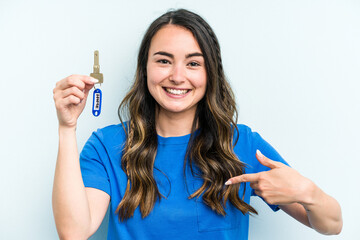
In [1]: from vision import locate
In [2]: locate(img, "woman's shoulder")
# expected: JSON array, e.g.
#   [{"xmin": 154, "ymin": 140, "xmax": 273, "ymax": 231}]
[
  {"xmin": 234, "ymin": 123, "xmax": 255, "ymax": 141},
  {"xmin": 91, "ymin": 121, "xmax": 128, "ymax": 146},
  {"xmin": 233, "ymin": 123, "xmax": 288, "ymax": 170},
  {"xmin": 232, "ymin": 123, "xmax": 261, "ymax": 157},
  {"xmin": 236, "ymin": 123, "xmax": 252, "ymax": 133}
]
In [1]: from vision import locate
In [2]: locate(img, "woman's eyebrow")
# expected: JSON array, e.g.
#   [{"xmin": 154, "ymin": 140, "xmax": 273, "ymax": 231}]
[
  {"xmin": 154, "ymin": 51, "xmax": 174, "ymax": 58},
  {"xmin": 153, "ymin": 51, "xmax": 203, "ymax": 59},
  {"xmin": 185, "ymin": 52, "xmax": 203, "ymax": 58}
]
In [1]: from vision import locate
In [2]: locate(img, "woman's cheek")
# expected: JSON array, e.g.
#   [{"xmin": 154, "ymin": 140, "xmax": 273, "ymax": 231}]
[
  {"xmin": 189, "ymin": 71, "xmax": 207, "ymax": 87},
  {"xmin": 149, "ymin": 66, "xmax": 171, "ymax": 82}
]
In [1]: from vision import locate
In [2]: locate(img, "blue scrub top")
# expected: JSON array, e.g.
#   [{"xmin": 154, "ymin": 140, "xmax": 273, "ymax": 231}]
[{"xmin": 80, "ymin": 123, "xmax": 288, "ymax": 239}]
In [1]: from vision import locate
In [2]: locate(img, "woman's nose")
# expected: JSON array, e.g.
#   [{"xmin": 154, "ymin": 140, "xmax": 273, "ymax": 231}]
[{"xmin": 169, "ymin": 64, "xmax": 185, "ymax": 84}]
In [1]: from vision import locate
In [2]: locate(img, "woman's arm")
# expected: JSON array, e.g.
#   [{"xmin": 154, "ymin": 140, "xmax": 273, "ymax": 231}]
[
  {"xmin": 52, "ymin": 126, "xmax": 93, "ymax": 239},
  {"xmin": 52, "ymin": 75, "xmax": 110, "ymax": 239},
  {"xmin": 279, "ymin": 181, "xmax": 342, "ymax": 235},
  {"xmin": 225, "ymin": 150, "xmax": 343, "ymax": 235}
]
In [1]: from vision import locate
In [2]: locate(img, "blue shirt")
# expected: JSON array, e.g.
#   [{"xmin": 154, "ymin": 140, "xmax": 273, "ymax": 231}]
[{"xmin": 80, "ymin": 123, "xmax": 288, "ymax": 239}]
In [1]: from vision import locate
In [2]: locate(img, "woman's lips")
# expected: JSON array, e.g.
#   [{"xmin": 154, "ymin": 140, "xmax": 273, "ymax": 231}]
[{"xmin": 162, "ymin": 87, "xmax": 192, "ymax": 98}]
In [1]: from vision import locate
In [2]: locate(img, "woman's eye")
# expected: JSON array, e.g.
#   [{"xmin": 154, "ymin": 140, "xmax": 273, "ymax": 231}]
[
  {"xmin": 188, "ymin": 62, "xmax": 200, "ymax": 67},
  {"xmin": 157, "ymin": 59, "xmax": 170, "ymax": 64}
]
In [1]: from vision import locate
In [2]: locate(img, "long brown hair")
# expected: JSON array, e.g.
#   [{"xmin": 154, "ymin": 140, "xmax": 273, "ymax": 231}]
[{"xmin": 116, "ymin": 9, "xmax": 257, "ymax": 221}]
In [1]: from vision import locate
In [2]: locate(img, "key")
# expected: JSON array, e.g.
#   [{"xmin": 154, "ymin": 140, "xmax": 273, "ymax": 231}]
[
  {"xmin": 90, "ymin": 50, "xmax": 103, "ymax": 84},
  {"xmin": 90, "ymin": 50, "xmax": 103, "ymax": 117}
]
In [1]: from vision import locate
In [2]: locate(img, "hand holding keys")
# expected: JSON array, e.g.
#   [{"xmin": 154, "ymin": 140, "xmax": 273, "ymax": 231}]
[{"xmin": 53, "ymin": 50, "xmax": 104, "ymax": 127}]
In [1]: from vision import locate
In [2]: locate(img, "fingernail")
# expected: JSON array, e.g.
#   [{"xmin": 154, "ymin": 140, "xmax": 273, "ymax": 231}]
[
  {"xmin": 256, "ymin": 149, "xmax": 263, "ymax": 157},
  {"xmin": 225, "ymin": 180, "xmax": 232, "ymax": 185},
  {"xmin": 90, "ymin": 77, "xmax": 99, "ymax": 83}
]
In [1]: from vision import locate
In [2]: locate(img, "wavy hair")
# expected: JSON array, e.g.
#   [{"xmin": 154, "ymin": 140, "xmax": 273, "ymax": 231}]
[{"xmin": 116, "ymin": 9, "xmax": 257, "ymax": 221}]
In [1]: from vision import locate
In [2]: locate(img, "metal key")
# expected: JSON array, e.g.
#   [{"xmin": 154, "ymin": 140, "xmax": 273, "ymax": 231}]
[{"xmin": 90, "ymin": 50, "xmax": 103, "ymax": 84}]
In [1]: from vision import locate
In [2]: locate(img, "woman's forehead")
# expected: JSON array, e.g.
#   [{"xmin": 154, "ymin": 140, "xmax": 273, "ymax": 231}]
[{"xmin": 149, "ymin": 25, "xmax": 202, "ymax": 55}]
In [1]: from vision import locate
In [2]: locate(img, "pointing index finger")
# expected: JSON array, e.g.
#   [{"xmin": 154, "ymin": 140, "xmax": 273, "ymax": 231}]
[{"xmin": 225, "ymin": 173, "xmax": 260, "ymax": 185}]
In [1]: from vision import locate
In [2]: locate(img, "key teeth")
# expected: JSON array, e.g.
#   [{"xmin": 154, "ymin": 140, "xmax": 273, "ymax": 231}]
[{"xmin": 91, "ymin": 50, "xmax": 103, "ymax": 84}]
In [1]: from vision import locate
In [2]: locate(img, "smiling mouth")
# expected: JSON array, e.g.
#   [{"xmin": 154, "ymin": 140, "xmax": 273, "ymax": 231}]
[{"xmin": 163, "ymin": 87, "xmax": 191, "ymax": 95}]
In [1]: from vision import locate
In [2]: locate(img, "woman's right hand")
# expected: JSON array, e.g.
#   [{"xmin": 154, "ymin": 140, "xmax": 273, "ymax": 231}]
[{"xmin": 53, "ymin": 74, "xmax": 98, "ymax": 129}]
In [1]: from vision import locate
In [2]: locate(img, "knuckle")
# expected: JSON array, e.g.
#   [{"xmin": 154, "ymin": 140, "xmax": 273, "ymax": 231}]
[
  {"xmin": 238, "ymin": 176, "xmax": 246, "ymax": 183},
  {"xmin": 66, "ymin": 78, "xmax": 72, "ymax": 86},
  {"xmin": 79, "ymin": 81, "xmax": 85, "ymax": 89},
  {"xmin": 262, "ymin": 194, "xmax": 274, "ymax": 205},
  {"xmin": 258, "ymin": 173, "xmax": 266, "ymax": 181},
  {"xmin": 72, "ymin": 86, "xmax": 84, "ymax": 99},
  {"xmin": 71, "ymin": 86, "xmax": 79, "ymax": 93},
  {"xmin": 75, "ymin": 96, "xmax": 81, "ymax": 103},
  {"xmin": 68, "ymin": 95, "xmax": 75, "ymax": 102},
  {"xmin": 67, "ymin": 76, "xmax": 75, "ymax": 85},
  {"xmin": 71, "ymin": 95, "xmax": 79, "ymax": 102},
  {"xmin": 71, "ymin": 98, "xmax": 80, "ymax": 105}
]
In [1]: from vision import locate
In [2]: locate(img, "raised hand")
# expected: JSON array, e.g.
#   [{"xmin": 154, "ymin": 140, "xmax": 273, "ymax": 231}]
[
  {"xmin": 53, "ymin": 74, "xmax": 98, "ymax": 129},
  {"xmin": 225, "ymin": 150, "xmax": 314, "ymax": 206}
]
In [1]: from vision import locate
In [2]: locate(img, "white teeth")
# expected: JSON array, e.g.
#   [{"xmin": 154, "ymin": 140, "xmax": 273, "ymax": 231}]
[{"xmin": 165, "ymin": 88, "xmax": 190, "ymax": 95}]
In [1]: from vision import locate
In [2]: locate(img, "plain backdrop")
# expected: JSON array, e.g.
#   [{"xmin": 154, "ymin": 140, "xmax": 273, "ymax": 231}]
[{"xmin": 0, "ymin": 0, "xmax": 359, "ymax": 239}]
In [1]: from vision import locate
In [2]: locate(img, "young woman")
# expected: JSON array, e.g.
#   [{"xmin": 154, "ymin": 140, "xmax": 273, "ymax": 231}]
[{"xmin": 52, "ymin": 9, "xmax": 342, "ymax": 240}]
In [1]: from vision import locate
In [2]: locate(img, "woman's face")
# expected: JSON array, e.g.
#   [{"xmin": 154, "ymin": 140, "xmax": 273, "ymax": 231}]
[{"xmin": 146, "ymin": 24, "xmax": 207, "ymax": 118}]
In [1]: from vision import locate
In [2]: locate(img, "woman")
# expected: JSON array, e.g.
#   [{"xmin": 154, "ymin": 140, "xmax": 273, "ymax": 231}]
[{"xmin": 52, "ymin": 9, "xmax": 342, "ymax": 240}]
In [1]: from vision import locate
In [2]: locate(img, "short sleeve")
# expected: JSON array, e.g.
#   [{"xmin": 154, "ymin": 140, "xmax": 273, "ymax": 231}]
[
  {"xmin": 80, "ymin": 132, "xmax": 111, "ymax": 196},
  {"xmin": 249, "ymin": 130, "xmax": 290, "ymax": 212}
]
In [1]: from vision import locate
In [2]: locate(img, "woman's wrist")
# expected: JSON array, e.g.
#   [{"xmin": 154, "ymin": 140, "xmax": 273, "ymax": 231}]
[
  {"xmin": 298, "ymin": 179, "xmax": 324, "ymax": 211},
  {"xmin": 58, "ymin": 124, "xmax": 77, "ymax": 134}
]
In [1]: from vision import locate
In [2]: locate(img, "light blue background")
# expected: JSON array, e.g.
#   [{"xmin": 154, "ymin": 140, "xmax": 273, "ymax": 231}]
[{"xmin": 0, "ymin": 0, "xmax": 359, "ymax": 239}]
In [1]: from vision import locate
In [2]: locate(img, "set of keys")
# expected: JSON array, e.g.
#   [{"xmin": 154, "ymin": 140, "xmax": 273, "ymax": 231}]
[{"xmin": 90, "ymin": 50, "xmax": 103, "ymax": 117}]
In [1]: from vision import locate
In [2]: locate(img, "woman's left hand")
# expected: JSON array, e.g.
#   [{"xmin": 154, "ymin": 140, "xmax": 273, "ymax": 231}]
[
  {"xmin": 226, "ymin": 150, "xmax": 343, "ymax": 235},
  {"xmin": 225, "ymin": 150, "xmax": 314, "ymax": 206}
]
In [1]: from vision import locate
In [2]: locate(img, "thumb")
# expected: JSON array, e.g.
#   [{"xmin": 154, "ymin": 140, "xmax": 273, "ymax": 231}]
[{"xmin": 256, "ymin": 150, "xmax": 281, "ymax": 169}]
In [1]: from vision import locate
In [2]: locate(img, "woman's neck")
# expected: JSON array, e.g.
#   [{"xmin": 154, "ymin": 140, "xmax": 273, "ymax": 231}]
[{"xmin": 155, "ymin": 107, "xmax": 197, "ymax": 138}]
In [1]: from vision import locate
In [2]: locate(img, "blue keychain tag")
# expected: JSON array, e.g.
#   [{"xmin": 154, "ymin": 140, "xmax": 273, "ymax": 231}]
[{"xmin": 92, "ymin": 88, "xmax": 102, "ymax": 117}]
